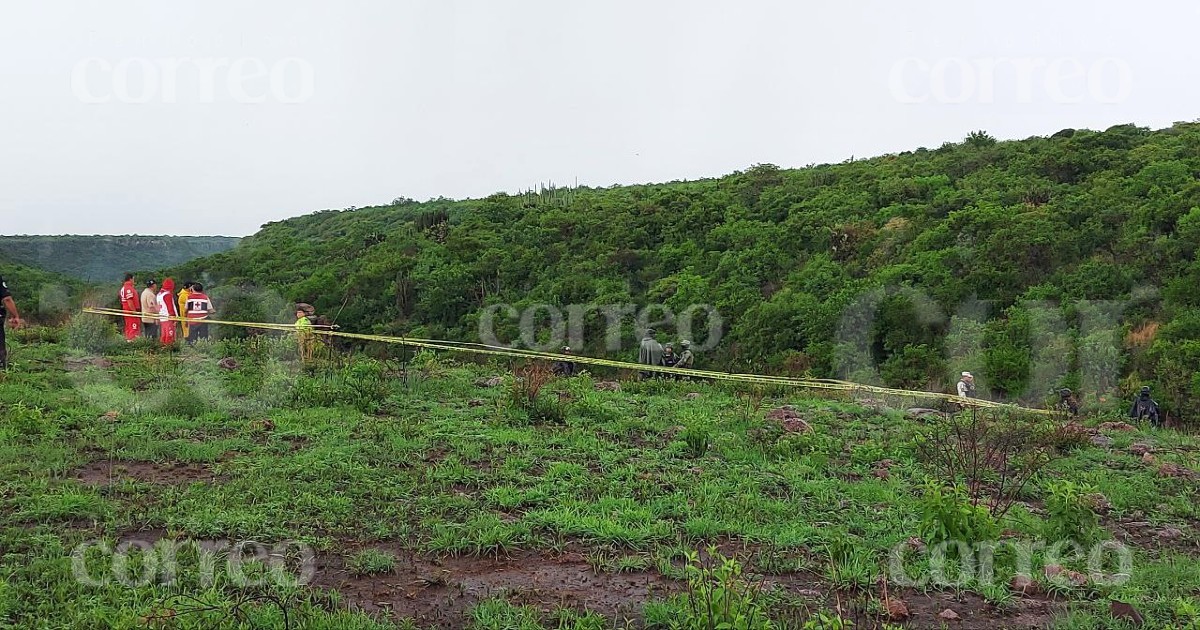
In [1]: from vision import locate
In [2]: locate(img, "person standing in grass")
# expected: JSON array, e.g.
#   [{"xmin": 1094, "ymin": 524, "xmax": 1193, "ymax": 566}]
[
  {"xmin": 185, "ymin": 283, "xmax": 215, "ymax": 343},
  {"xmin": 1129, "ymin": 386, "xmax": 1162, "ymax": 428},
  {"xmin": 674, "ymin": 340, "xmax": 694, "ymax": 370},
  {"xmin": 156, "ymin": 278, "xmax": 179, "ymax": 345},
  {"xmin": 662, "ymin": 344, "xmax": 678, "ymax": 368},
  {"xmin": 119, "ymin": 273, "xmax": 141, "ymax": 341},
  {"xmin": 295, "ymin": 306, "xmax": 316, "ymax": 364},
  {"xmin": 177, "ymin": 281, "xmax": 193, "ymax": 341},
  {"xmin": 638, "ymin": 328, "xmax": 664, "ymax": 379},
  {"xmin": 957, "ymin": 372, "xmax": 976, "ymax": 398},
  {"xmin": 140, "ymin": 279, "xmax": 159, "ymax": 340},
  {"xmin": 0, "ymin": 274, "xmax": 24, "ymax": 369}
]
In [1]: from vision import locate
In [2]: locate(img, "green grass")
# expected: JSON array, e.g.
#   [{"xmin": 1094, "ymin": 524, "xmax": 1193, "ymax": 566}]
[{"xmin": 1, "ymin": 327, "xmax": 1199, "ymax": 627}]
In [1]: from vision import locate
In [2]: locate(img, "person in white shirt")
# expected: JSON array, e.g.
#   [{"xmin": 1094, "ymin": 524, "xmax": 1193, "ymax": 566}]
[{"xmin": 956, "ymin": 371, "xmax": 976, "ymax": 398}]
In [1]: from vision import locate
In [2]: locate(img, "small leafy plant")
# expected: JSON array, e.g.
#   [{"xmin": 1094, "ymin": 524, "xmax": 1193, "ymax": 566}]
[{"xmin": 1043, "ymin": 480, "xmax": 1100, "ymax": 544}]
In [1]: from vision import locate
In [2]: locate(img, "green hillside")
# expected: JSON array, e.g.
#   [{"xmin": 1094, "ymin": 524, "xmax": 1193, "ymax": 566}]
[
  {"xmin": 0, "ymin": 235, "xmax": 240, "ymax": 283},
  {"xmin": 0, "ymin": 252, "xmax": 84, "ymax": 323},
  {"xmin": 172, "ymin": 123, "xmax": 1200, "ymax": 418}
]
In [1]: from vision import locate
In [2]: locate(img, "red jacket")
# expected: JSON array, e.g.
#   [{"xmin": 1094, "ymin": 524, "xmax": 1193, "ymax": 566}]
[{"xmin": 119, "ymin": 281, "xmax": 139, "ymax": 314}]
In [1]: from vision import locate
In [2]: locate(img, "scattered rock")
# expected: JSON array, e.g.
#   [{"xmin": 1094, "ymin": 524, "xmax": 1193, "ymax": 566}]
[
  {"xmin": 872, "ymin": 459, "xmax": 894, "ymax": 479},
  {"xmin": 780, "ymin": 418, "xmax": 812, "ymax": 434},
  {"xmin": 1099, "ymin": 421, "xmax": 1137, "ymax": 432},
  {"xmin": 1141, "ymin": 452, "xmax": 1156, "ymax": 465},
  {"xmin": 474, "ymin": 376, "xmax": 504, "ymax": 388},
  {"xmin": 1086, "ymin": 493, "xmax": 1112, "ymax": 514},
  {"xmin": 468, "ymin": 399, "xmax": 484, "ymax": 408},
  {"xmin": 684, "ymin": 392, "xmax": 702, "ymax": 400},
  {"xmin": 1090, "ymin": 434, "xmax": 1114, "ymax": 447},
  {"xmin": 1110, "ymin": 600, "xmax": 1144, "ymax": 626},
  {"xmin": 1128, "ymin": 442, "xmax": 1155, "ymax": 456},
  {"xmin": 885, "ymin": 598, "xmax": 910, "ymax": 621},
  {"xmin": 1065, "ymin": 570, "xmax": 1088, "ymax": 587},
  {"xmin": 766, "ymin": 405, "xmax": 801, "ymax": 421},
  {"xmin": 101, "ymin": 410, "xmax": 121, "ymax": 421},
  {"xmin": 906, "ymin": 536, "xmax": 926, "ymax": 552},
  {"xmin": 1043, "ymin": 564, "xmax": 1064, "ymax": 578},
  {"xmin": 594, "ymin": 381, "xmax": 621, "ymax": 392},
  {"xmin": 766, "ymin": 407, "xmax": 813, "ymax": 433},
  {"xmin": 1158, "ymin": 463, "xmax": 1200, "ymax": 480},
  {"xmin": 1010, "ymin": 574, "xmax": 1038, "ymax": 594},
  {"xmin": 938, "ymin": 608, "xmax": 960, "ymax": 621},
  {"xmin": 1157, "ymin": 527, "xmax": 1184, "ymax": 541},
  {"xmin": 217, "ymin": 357, "xmax": 239, "ymax": 370}
]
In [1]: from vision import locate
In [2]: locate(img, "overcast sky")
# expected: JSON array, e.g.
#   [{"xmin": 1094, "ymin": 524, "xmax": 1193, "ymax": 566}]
[{"xmin": 2, "ymin": 1, "xmax": 1197, "ymax": 236}]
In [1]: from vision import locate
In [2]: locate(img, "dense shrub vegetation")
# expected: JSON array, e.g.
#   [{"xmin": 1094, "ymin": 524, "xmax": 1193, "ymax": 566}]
[{"xmin": 153, "ymin": 122, "xmax": 1200, "ymax": 417}]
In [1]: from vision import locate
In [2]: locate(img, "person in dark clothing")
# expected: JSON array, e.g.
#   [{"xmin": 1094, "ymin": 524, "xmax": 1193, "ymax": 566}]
[
  {"xmin": 638, "ymin": 329, "xmax": 664, "ymax": 380},
  {"xmin": 1058, "ymin": 388, "xmax": 1080, "ymax": 416},
  {"xmin": 552, "ymin": 346, "xmax": 576, "ymax": 377},
  {"xmin": 0, "ymin": 275, "xmax": 25, "ymax": 369},
  {"xmin": 662, "ymin": 344, "xmax": 678, "ymax": 368},
  {"xmin": 1129, "ymin": 386, "xmax": 1162, "ymax": 428}
]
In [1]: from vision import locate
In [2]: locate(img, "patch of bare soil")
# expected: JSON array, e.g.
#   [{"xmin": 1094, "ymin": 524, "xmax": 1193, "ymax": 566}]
[
  {"xmin": 74, "ymin": 460, "xmax": 218, "ymax": 486},
  {"xmin": 63, "ymin": 356, "xmax": 114, "ymax": 371},
  {"xmin": 311, "ymin": 548, "xmax": 678, "ymax": 627},
  {"xmin": 898, "ymin": 590, "xmax": 1064, "ymax": 629},
  {"xmin": 312, "ymin": 543, "xmax": 1068, "ymax": 629},
  {"xmin": 1107, "ymin": 516, "xmax": 1199, "ymax": 556}
]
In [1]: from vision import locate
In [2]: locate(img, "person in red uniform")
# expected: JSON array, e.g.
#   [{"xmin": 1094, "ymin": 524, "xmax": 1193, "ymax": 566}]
[
  {"xmin": 118, "ymin": 273, "xmax": 141, "ymax": 342},
  {"xmin": 185, "ymin": 283, "xmax": 215, "ymax": 344},
  {"xmin": 157, "ymin": 278, "xmax": 179, "ymax": 345}
]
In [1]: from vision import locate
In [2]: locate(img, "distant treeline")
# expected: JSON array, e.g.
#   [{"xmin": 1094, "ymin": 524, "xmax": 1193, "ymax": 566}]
[{"xmin": 0, "ymin": 235, "xmax": 240, "ymax": 282}]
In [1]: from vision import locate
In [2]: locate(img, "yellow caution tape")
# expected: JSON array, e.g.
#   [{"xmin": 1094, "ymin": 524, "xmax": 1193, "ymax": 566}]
[{"xmin": 82, "ymin": 307, "xmax": 1053, "ymax": 415}]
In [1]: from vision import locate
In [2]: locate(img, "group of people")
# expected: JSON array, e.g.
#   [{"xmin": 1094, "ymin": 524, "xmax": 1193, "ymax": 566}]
[
  {"xmin": 638, "ymin": 328, "xmax": 695, "ymax": 378},
  {"xmin": 118, "ymin": 274, "xmax": 214, "ymax": 345},
  {"xmin": 957, "ymin": 370, "xmax": 1164, "ymax": 427}
]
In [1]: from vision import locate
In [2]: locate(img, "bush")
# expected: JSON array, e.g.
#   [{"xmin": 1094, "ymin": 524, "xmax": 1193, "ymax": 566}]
[
  {"xmin": 289, "ymin": 360, "xmax": 390, "ymax": 413},
  {"xmin": 160, "ymin": 387, "xmax": 207, "ymax": 419},
  {"xmin": 1043, "ymin": 480, "xmax": 1100, "ymax": 544},
  {"xmin": 680, "ymin": 424, "xmax": 712, "ymax": 458},
  {"xmin": 677, "ymin": 548, "xmax": 775, "ymax": 630},
  {"xmin": 919, "ymin": 480, "xmax": 999, "ymax": 545},
  {"xmin": 63, "ymin": 314, "xmax": 121, "ymax": 354}
]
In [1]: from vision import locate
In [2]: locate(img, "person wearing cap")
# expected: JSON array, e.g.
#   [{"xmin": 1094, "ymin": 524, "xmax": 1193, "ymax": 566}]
[
  {"xmin": 295, "ymin": 304, "xmax": 316, "ymax": 364},
  {"xmin": 0, "ymin": 273, "xmax": 24, "ymax": 369},
  {"xmin": 956, "ymin": 372, "xmax": 976, "ymax": 398},
  {"xmin": 553, "ymin": 346, "xmax": 576, "ymax": 377},
  {"xmin": 1058, "ymin": 388, "xmax": 1080, "ymax": 416},
  {"xmin": 1129, "ymin": 386, "xmax": 1161, "ymax": 428},
  {"xmin": 178, "ymin": 281, "xmax": 193, "ymax": 341},
  {"xmin": 140, "ymin": 279, "xmax": 160, "ymax": 340},
  {"xmin": 674, "ymin": 340, "xmax": 694, "ymax": 370},
  {"xmin": 638, "ymin": 328, "xmax": 664, "ymax": 379}
]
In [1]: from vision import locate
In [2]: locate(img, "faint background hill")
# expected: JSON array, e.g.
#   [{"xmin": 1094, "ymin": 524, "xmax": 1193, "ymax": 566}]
[{"xmin": 0, "ymin": 236, "xmax": 240, "ymax": 282}]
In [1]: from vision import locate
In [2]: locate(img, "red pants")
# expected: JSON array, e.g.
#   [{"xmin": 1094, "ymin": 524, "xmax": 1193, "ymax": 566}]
[
  {"xmin": 123, "ymin": 317, "xmax": 141, "ymax": 341},
  {"xmin": 160, "ymin": 321, "xmax": 178, "ymax": 345}
]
